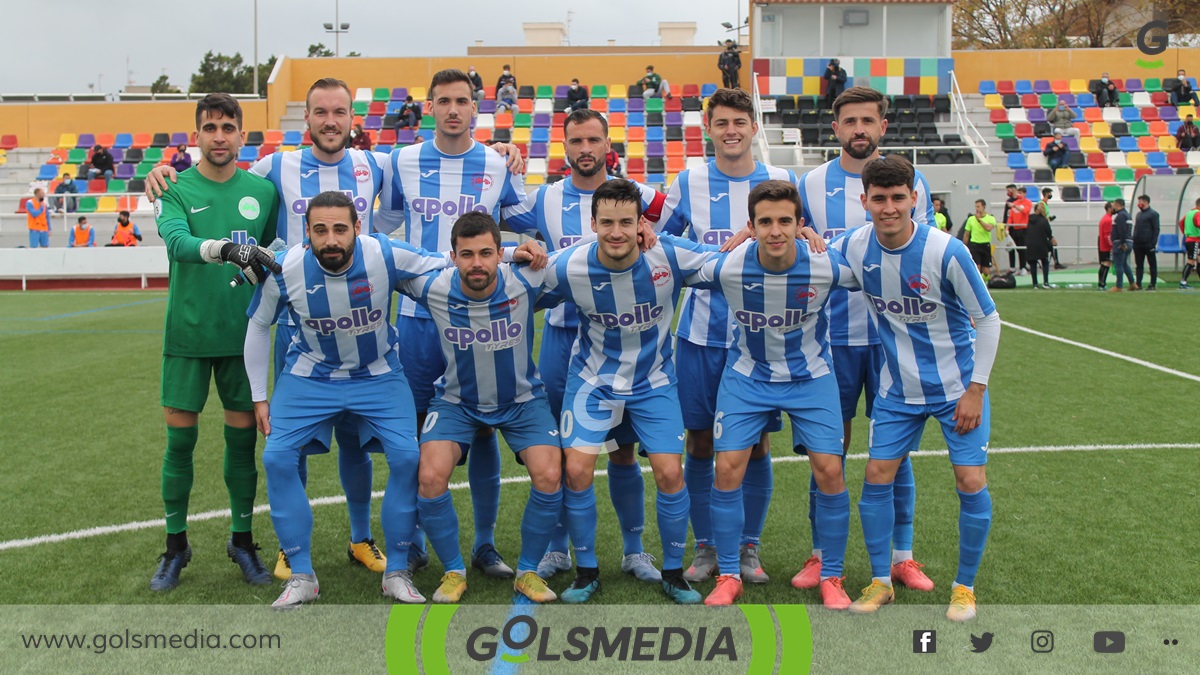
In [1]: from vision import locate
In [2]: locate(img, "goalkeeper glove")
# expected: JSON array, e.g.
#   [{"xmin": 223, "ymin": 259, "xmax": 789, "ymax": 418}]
[{"xmin": 200, "ymin": 240, "xmax": 282, "ymax": 285}]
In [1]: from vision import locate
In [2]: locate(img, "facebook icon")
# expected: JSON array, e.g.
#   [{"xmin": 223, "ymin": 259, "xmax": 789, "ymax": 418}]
[{"xmin": 913, "ymin": 630, "xmax": 937, "ymax": 654}]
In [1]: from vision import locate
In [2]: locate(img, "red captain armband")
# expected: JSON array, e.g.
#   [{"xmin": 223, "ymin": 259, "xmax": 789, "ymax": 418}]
[{"xmin": 643, "ymin": 191, "xmax": 667, "ymax": 223}]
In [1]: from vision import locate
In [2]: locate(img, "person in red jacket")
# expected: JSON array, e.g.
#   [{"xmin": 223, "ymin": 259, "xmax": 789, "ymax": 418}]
[
  {"xmin": 1097, "ymin": 201, "xmax": 1114, "ymax": 289},
  {"xmin": 1005, "ymin": 184, "xmax": 1032, "ymax": 274}
]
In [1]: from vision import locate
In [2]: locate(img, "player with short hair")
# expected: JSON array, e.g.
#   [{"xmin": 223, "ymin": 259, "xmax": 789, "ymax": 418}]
[
  {"xmin": 540, "ymin": 179, "xmax": 721, "ymax": 604},
  {"xmin": 503, "ymin": 107, "xmax": 666, "ymax": 583},
  {"xmin": 377, "ymin": 68, "xmax": 530, "ymax": 579},
  {"xmin": 1180, "ymin": 197, "xmax": 1200, "ymax": 289},
  {"xmin": 833, "ymin": 156, "xmax": 999, "ymax": 622},
  {"xmin": 150, "ymin": 93, "xmax": 282, "ymax": 592},
  {"xmin": 398, "ymin": 212, "xmax": 561, "ymax": 604},
  {"xmin": 685, "ymin": 180, "xmax": 856, "ymax": 610}
]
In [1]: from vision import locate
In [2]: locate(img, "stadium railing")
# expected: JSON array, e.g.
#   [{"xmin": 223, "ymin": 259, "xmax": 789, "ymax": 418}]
[{"xmin": 949, "ymin": 70, "xmax": 989, "ymax": 163}]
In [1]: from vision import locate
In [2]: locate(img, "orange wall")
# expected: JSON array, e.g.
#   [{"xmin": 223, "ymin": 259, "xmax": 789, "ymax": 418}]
[
  {"xmin": 953, "ymin": 47, "xmax": 1200, "ymax": 91},
  {"xmin": 0, "ymin": 100, "xmax": 268, "ymax": 148}
]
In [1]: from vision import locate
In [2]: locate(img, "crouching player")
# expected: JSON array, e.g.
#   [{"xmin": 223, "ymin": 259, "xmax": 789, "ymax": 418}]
[
  {"xmin": 397, "ymin": 212, "xmax": 561, "ymax": 604},
  {"xmin": 686, "ymin": 181, "xmax": 855, "ymax": 609},
  {"xmin": 834, "ymin": 157, "xmax": 999, "ymax": 621}
]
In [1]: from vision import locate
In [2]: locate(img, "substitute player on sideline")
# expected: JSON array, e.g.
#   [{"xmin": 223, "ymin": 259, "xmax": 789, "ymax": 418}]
[
  {"xmin": 150, "ymin": 93, "xmax": 281, "ymax": 592},
  {"xmin": 833, "ymin": 156, "xmax": 999, "ymax": 622},
  {"xmin": 502, "ymin": 108, "xmax": 666, "ymax": 583}
]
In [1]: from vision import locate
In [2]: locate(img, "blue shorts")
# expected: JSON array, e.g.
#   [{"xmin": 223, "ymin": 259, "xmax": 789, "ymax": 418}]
[
  {"xmin": 831, "ymin": 344, "xmax": 883, "ymax": 421},
  {"xmin": 28, "ymin": 230, "xmax": 49, "ymax": 248},
  {"xmin": 560, "ymin": 377, "xmax": 685, "ymax": 455},
  {"xmin": 677, "ymin": 339, "xmax": 782, "ymax": 434},
  {"xmin": 396, "ymin": 316, "xmax": 446, "ymax": 414},
  {"xmin": 868, "ymin": 392, "xmax": 991, "ymax": 466},
  {"xmin": 714, "ymin": 369, "xmax": 844, "ymax": 454},
  {"xmin": 264, "ymin": 371, "xmax": 419, "ymax": 460},
  {"xmin": 540, "ymin": 321, "xmax": 638, "ymax": 446},
  {"xmin": 422, "ymin": 396, "xmax": 560, "ymax": 464}
]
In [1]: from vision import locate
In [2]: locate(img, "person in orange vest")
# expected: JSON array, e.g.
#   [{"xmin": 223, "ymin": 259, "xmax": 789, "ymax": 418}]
[
  {"xmin": 26, "ymin": 188, "xmax": 50, "ymax": 248},
  {"xmin": 107, "ymin": 210, "xmax": 143, "ymax": 247},
  {"xmin": 68, "ymin": 216, "xmax": 95, "ymax": 247}
]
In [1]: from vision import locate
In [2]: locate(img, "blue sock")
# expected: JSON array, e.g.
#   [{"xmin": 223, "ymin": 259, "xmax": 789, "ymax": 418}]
[
  {"xmin": 297, "ymin": 455, "xmax": 309, "ymax": 489},
  {"xmin": 684, "ymin": 453, "xmax": 714, "ymax": 547},
  {"xmin": 607, "ymin": 462, "xmax": 645, "ymax": 556},
  {"xmin": 891, "ymin": 456, "xmax": 915, "ymax": 552},
  {"xmin": 815, "ymin": 489, "xmax": 850, "ymax": 578},
  {"xmin": 335, "ymin": 425, "xmax": 373, "ymax": 543},
  {"xmin": 467, "ymin": 433, "xmax": 501, "ymax": 553},
  {"xmin": 956, "ymin": 486, "xmax": 992, "ymax": 587},
  {"xmin": 709, "ymin": 486, "xmax": 743, "ymax": 576},
  {"xmin": 417, "ymin": 492, "xmax": 463, "ymax": 572},
  {"xmin": 264, "ymin": 449, "xmax": 314, "ymax": 575},
  {"xmin": 564, "ymin": 486, "xmax": 598, "ymax": 568},
  {"xmin": 519, "ymin": 488, "xmax": 562, "ymax": 574},
  {"xmin": 545, "ymin": 504, "xmax": 570, "ymax": 555},
  {"xmin": 858, "ymin": 481, "xmax": 895, "ymax": 579},
  {"xmin": 381, "ymin": 453, "xmax": 418, "ymax": 573},
  {"xmin": 411, "ymin": 523, "xmax": 427, "ymax": 554},
  {"xmin": 656, "ymin": 486, "xmax": 690, "ymax": 571},
  {"xmin": 740, "ymin": 455, "xmax": 774, "ymax": 546},
  {"xmin": 807, "ymin": 473, "xmax": 820, "ymax": 551}
]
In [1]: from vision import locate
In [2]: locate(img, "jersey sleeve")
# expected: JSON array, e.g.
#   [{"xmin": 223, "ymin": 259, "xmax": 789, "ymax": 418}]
[
  {"xmin": 658, "ymin": 178, "xmax": 691, "ymax": 236},
  {"xmin": 499, "ymin": 164, "xmax": 528, "ymax": 208},
  {"xmin": 249, "ymin": 156, "xmax": 271, "ymax": 178},
  {"xmin": 374, "ymin": 151, "xmax": 406, "ymax": 235},
  {"xmin": 386, "ymin": 237, "xmax": 453, "ymax": 284},
  {"xmin": 664, "ymin": 233, "xmax": 722, "ymax": 277},
  {"xmin": 827, "ymin": 247, "xmax": 860, "ymax": 291},
  {"xmin": 262, "ymin": 191, "xmax": 280, "ymax": 248},
  {"xmin": 535, "ymin": 251, "xmax": 573, "ymax": 308},
  {"xmin": 913, "ymin": 171, "xmax": 936, "ymax": 225},
  {"xmin": 683, "ymin": 255, "xmax": 722, "ymax": 290},
  {"xmin": 944, "ymin": 242, "xmax": 996, "ymax": 321},
  {"xmin": 501, "ymin": 185, "xmax": 542, "ymax": 235},
  {"xmin": 396, "ymin": 270, "xmax": 439, "ymax": 305},
  {"xmin": 636, "ymin": 181, "xmax": 667, "ymax": 226},
  {"xmin": 154, "ymin": 186, "xmax": 205, "ymax": 263}
]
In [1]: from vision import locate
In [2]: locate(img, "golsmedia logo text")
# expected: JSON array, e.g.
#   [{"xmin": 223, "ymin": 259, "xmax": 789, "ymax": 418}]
[{"xmin": 465, "ymin": 615, "xmax": 737, "ymax": 663}]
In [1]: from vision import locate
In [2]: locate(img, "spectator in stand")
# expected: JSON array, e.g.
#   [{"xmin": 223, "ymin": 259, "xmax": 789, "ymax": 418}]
[
  {"xmin": 932, "ymin": 197, "xmax": 950, "ymax": 231},
  {"xmin": 639, "ymin": 65, "xmax": 671, "ymax": 99},
  {"xmin": 496, "ymin": 64, "xmax": 516, "ymax": 92},
  {"xmin": 349, "ymin": 123, "xmax": 372, "ymax": 151},
  {"xmin": 963, "ymin": 199, "xmax": 996, "ymax": 278},
  {"xmin": 1131, "ymin": 194, "xmax": 1160, "ymax": 291},
  {"xmin": 495, "ymin": 81, "xmax": 518, "ymax": 114},
  {"xmin": 395, "ymin": 95, "xmax": 423, "ymax": 130},
  {"xmin": 1005, "ymin": 184, "xmax": 1032, "ymax": 274},
  {"xmin": 1043, "ymin": 131, "xmax": 1069, "ymax": 171},
  {"xmin": 170, "ymin": 144, "xmax": 192, "ymax": 173},
  {"xmin": 414, "ymin": 135, "xmax": 425, "ymax": 144},
  {"xmin": 1046, "ymin": 100, "xmax": 1078, "ymax": 137},
  {"xmin": 1097, "ymin": 201, "xmax": 1114, "ymax": 290},
  {"xmin": 822, "ymin": 58, "xmax": 848, "ymax": 110},
  {"xmin": 1171, "ymin": 69, "xmax": 1200, "ymax": 108},
  {"xmin": 1109, "ymin": 198, "xmax": 1134, "ymax": 291},
  {"xmin": 468, "ymin": 66, "xmax": 485, "ymax": 105},
  {"xmin": 1025, "ymin": 202, "xmax": 1055, "ymax": 288},
  {"xmin": 605, "ymin": 147, "xmax": 622, "ymax": 177},
  {"xmin": 106, "ymin": 210, "xmax": 142, "ymax": 247},
  {"xmin": 1176, "ymin": 114, "xmax": 1199, "ymax": 152},
  {"xmin": 52, "ymin": 172, "xmax": 79, "ymax": 213},
  {"xmin": 718, "ymin": 40, "xmax": 742, "ymax": 89},
  {"xmin": 1093, "ymin": 72, "xmax": 1119, "ymax": 108},
  {"xmin": 89, "ymin": 144, "xmax": 115, "ymax": 181},
  {"xmin": 26, "ymin": 188, "xmax": 50, "ymax": 248},
  {"xmin": 1180, "ymin": 196, "xmax": 1200, "ymax": 289},
  {"xmin": 1042, "ymin": 187, "xmax": 1066, "ymax": 270},
  {"xmin": 68, "ymin": 216, "xmax": 95, "ymax": 248},
  {"xmin": 566, "ymin": 78, "xmax": 589, "ymax": 112}
]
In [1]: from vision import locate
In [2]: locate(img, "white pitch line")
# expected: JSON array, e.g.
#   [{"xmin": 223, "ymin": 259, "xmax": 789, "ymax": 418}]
[
  {"xmin": 1, "ymin": 443, "xmax": 1195, "ymax": 553},
  {"xmin": 1001, "ymin": 320, "xmax": 1200, "ymax": 383}
]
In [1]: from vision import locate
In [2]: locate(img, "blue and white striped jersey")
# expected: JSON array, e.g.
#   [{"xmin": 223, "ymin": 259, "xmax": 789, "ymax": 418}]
[
  {"xmin": 247, "ymin": 233, "xmax": 451, "ymax": 380},
  {"xmin": 832, "ymin": 225, "xmax": 998, "ymax": 405},
  {"xmin": 540, "ymin": 235, "xmax": 720, "ymax": 395},
  {"xmin": 398, "ymin": 263, "xmax": 547, "ymax": 411},
  {"xmin": 686, "ymin": 241, "xmax": 856, "ymax": 382},
  {"xmin": 659, "ymin": 161, "xmax": 799, "ymax": 348},
  {"xmin": 502, "ymin": 176, "xmax": 665, "ymax": 329},
  {"xmin": 376, "ymin": 141, "xmax": 526, "ymax": 318},
  {"xmin": 799, "ymin": 159, "xmax": 936, "ymax": 346}
]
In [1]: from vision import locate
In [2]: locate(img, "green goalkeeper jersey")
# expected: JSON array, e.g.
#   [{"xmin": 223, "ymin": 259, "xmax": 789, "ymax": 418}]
[{"xmin": 155, "ymin": 168, "xmax": 279, "ymax": 358}]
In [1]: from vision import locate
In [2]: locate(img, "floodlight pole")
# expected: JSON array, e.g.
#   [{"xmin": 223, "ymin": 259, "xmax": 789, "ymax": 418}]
[{"xmin": 253, "ymin": 0, "xmax": 259, "ymax": 96}]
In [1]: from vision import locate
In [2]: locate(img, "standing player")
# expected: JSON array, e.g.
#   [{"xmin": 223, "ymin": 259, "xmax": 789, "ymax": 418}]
[
  {"xmin": 150, "ymin": 93, "xmax": 282, "ymax": 592},
  {"xmin": 834, "ymin": 156, "xmax": 999, "ymax": 622},
  {"xmin": 540, "ymin": 180, "xmax": 721, "ymax": 605},
  {"xmin": 793, "ymin": 86, "xmax": 936, "ymax": 593},
  {"xmin": 685, "ymin": 181, "xmax": 855, "ymax": 610},
  {"xmin": 1179, "ymin": 197, "xmax": 1199, "ymax": 288},
  {"xmin": 502, "ymin": 108, "xmax": 666, "ymax": 583},
  {"xmin": 377, "ymin": 68, "xmax": 530, "ymax": 578},
  {"xmin": 398, "ymin": 213, "xmax": 561, "ymax": 604}
]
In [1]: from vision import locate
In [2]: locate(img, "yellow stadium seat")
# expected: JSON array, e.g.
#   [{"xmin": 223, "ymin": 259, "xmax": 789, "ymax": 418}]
[
  {"xmin": 511, "ymin": 128, "xmax": 531, "ymax": 144},
  {"xmin": 1091, "ymin": 122, "xmax": 1112, "ymax": 138},
  {"xmin": 62, "ymin": 164, "xmax": 78, "ymax": 177},
  {"xmin": 96, "ymin": 196, "xmax": 119, "ymax": 213},
  {"xmin": 609, "ymin": 127, "xmax": 626, "ymax": 143},
  {"xmin": 1078, "ymin": 137, "xmax": 1099, "ymax": 153},
  {"xmin": 549, "ymin": 142, "xmax": 565, "ymax": 159},
  {"xmin": 1179, "ymin": 105, "xmax": 1197, "ymax": 119},
  {"xmin": 609, "ymin": 84, "xmax": 628, "ymax": 99},
  {"xmin": 525, "ymin": 173, "xmax": 545, "ymax": 186},
  {"xmin": 279, "ymin": 145, "xmax": 298, "ymax": 153},
  {"xmin": 1158, "ymin": 136, "xmax": 1177, "ymax": 152},
  {"xmin": 58, "ymin": 133, "xmax": 77, "ymax": 149},
  {"xmin": 1054, "ymin": 168, "xmax": 1074, "ymax": 183},
  {"xmin": 409, "ymin": 87, "xmax": 427, "ymax": 101},
  {"xmin": 1069, "ymin": 79, "xmax": 1088, "ymax": 94},
  {"xmin": 626, "ymin": 141, "xmax": 646, "ymax": 158},
  {"xmin": 983, "ymin": 94, "xmax": 1003, "ymax": 110},
  {"xmin": 1126, "ymin": 151, "xmax": 1148, "ymax": 169}
]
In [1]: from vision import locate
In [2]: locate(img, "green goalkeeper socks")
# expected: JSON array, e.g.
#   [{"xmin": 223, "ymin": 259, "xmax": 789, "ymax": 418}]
[
  {"xmin": 224, "ymin": 425, "xmax": 259, "ymax": 534},
  {"xmin": 162, "ymin": 425, "xmax": 199, "ymax": 535}
]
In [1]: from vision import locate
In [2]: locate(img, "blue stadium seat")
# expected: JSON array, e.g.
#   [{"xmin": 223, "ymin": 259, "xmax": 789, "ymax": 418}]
[
  {"xmin": 1020, "ymin": 138, "xmax": 1041, "ymax": 153},
  {"xmin": 646, "ymin": 127, "xmax": 665, "ymax": 142},
  {"xmin": 1121, "ymin": 107, "xmax": 1141, "ymax": 122},
  {"xmin": 1007, "ymin": 153, "xmax": 1027, "ymax": 169},
  {"xmin": 387, "ymin": 101, "xmax": 404, "ymax": 115},
  {"xmin": 1015, "ymin": 80, "xmax": 1034, "ymax": 95},
  {"xmin": 1159, "ymin": 232, "xmax": 1185, "ymax": 268},
  {"xmin": 1076, "ymin": 93, "xmax": 1095, "ymax": 107},
  {"xmin": 1118, "ymin": 137, "xmax": 1139, "ymax": 152},
  {"xmin": 237, "ymin": 146, "xmax": 258, "ymax": 162},
  {"xmin": 283, "ymin": 130, "xmax": 303, "ymax": 145},
  {"xmin": 627, "ymin": 112, "xmax": 646, "ymax": 127},
  {"xmin": 1073, "ymin": 168, "xmax": 1095, "ymax": 182},
  {"xmin": 37, "ymin": 164, "xmax": 58, "ymax": 180},
  {"xmin": 1147, "ymin": 152, "xmax": 1168, "ymax": 168},
  {"xmin": 701, "ymin": 84, "xmax": 718, "ymax": 97},
  {"xmin": 1025, "ymin": 186, "xmax": 1040, "ymax": 200},
  {"xmin": 113, "ymin": 133, "xmax": 133, "ymax": 149},
  {"xmin": 531, "ymin": 128, "xmax": 550, "ymax": 143},
  {"xmin": 608, "ymin": 98, "xmax": 627, "ymax": 113},
  {"xmin": 979, "ymin": 80, "xmax": 997, "ymax": 95}
]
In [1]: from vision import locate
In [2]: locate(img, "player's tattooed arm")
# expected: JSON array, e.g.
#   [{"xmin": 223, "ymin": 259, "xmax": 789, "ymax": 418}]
[{"xmin": 491, "ymin": 143, "xmax": 527, "ymax": 175}]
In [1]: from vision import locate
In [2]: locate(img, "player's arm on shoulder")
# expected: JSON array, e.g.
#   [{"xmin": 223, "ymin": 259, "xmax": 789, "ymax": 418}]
[
  {"xmin": 683, "ymin": 255, "xmax": 721, "ymax": 290},
  {"xmin": 504, "ymin": 239, "xmax": 549, "ymax": 269},
  {"xmin": 636, "ymin": 182, "xmax": 668, "ymax": 227},
  {"xmin": 658, "ymin": 180, "xmax": 690, "ymax": 236},
  {"xmin": 500, "ymin": 185, "xmax": 541, "ymax": 234},
  {"xmin": 373, "ymin": 160, "xmax": 406, "ymax": 235},
  {"xmin": 387, "ymin": 236, "xmax": 455, "ymax": 277},
  {"xmin": 143, "ymin": 164, "xmax": 179, "ymax": 201},
  {"xmin": 395, "ymin": 269, "xmax": 439, "ymax": 305},
  {"xmin": 828, "ymin": 247, "xmax": 860, "ymax": 291},
  {"xmin": 491, "ymin": 143, "xmax": 527, "ymax": 175},
  {"xmin": 261, "ymin": 188, "xmax": 281, "ymax": 247},
  {"xmin": 797, "ymin": 217, "xmax": 826, "ymax": 253},
  {"xmin": 666, "ymin": 233, "xmax": 723, "ymax": 274}
]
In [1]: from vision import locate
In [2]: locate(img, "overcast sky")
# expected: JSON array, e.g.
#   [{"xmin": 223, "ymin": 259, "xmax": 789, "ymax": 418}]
[{"xmin": 1, "ymin": 0, "xmax": 747, "ymax": 94}]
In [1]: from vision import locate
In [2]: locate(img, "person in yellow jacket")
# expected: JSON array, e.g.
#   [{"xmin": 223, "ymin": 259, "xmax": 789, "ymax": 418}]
[
  {"xmin": 963, "ymin": 199, "xmax": 997, "ymax": 278},
  {"xmin": 68, "ymin": 216, "xmax": 95, "ymax": 247},
  {"xmin": 107, "ymin": 210, "xmax": 143, "ymax": 247},
  {"xmin": 26, "ymin": 188, "xmax": 50, "ymax": 248}
]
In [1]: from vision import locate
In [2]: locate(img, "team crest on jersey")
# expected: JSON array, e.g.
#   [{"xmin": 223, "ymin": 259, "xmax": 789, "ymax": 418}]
[
  {"xmin": 503, "ymin": 297, "xmax": 520, "ymax": 310},
  {"xmin": 354, "ymin": 163, "xmax": 371, "ymax": 183},
  {"xmin": 651, "ymin": 265, "xmax": 671, "ymax": 287},
  {"xmin": 472, "ymin": 174, "xmax": 495, "ymax": 191},
  {"xmin": 795, "ymin": 285, "xmax": 819, "ymax": 302},
  {"xmin": 238, "ymin": 197, "xmax": 261, "ymax": 220},
  {"xmin": 351, "ymin": 281, "xmax": 373, "ymax": 299},
  {"xmin": 907, "ymin": 274, "xmax": 932, "ymax": 295}
]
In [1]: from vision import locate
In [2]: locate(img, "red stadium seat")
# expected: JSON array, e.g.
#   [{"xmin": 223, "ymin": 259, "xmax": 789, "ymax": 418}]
[
  {"xmin": 1151, "ymin": 92, "xmax": 1169, "ymax": 106},
  {"xmin": 682, "ymin": 84, "xmax": 700, "ymax": 97},
  {"xmin": 1083, "ymin": 108, "xmax": 1104, "ymax": 122},
  {"xmin": 1140, "ymin": 107, "xmax": 1160, "ymax": 122},
  {"xmin": 1093, "ymin": 168, "xmax": 1114, "ymax": 182},
  {"xmin": 1167, "ymin": 151, "xmax": 1188, "ymax": 168},
  {"xmin": 378, "ymin": 129, "xmax": 396, "ymax": 144},
  {"xmin": 996, "ymin": 80, "xmax": 1015, "ymax": 95},
  {"xmin": 1149, "ymin": 121, "xmax": 1168, "ymax": 136},
  {"xmin": 0, "ymin": 134, "xmax": 17, "ymax": 150},
  {"xmin": 1138, "ymin": 136, "xmax": 1157, "ymax": 152},
  {"xmin": 1134, "ymin": 168, "xmax": 1152, "ymax": 180},
  {"xmin": 1087, "ymin": 153, "xmax": 1107, "ymax": 168},
  {"xmin": 1014, "ymin": 123, "xmax": 1033, "ymax": 138},
  {"xmin": 989, "ymin": 109, "xmax": 1008, "ymax": 124},
  {"xmin": 1050, "ymin": 80, "xmax": 1070, "ymax": 94},
  {"xmin": 86, "ymin": 178, "xmax": 107, "ymax": 193},
  {"xmin": 626, "ymin": 158, "xmax": 645, "ymax": 174},
  {"xmin": 264, "ymin": 130, "xmax": 283, "ymax": 145},
  {"xmin": 95, "ymin": 133, "xmax": 115, "ymax": 148},
  {"xmin": 684, "ymin": 127, "xmax": 703, "ymax": 142},
  {"xmin": 1021, "ymin": 94, "xmax": 1040, "ymax": 109},
  {"xmin": 132, "ymin": 133, "xmax": 152, "ymax": 149}
]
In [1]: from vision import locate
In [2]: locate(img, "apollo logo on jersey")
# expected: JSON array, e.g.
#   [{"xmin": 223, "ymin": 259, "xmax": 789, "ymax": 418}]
[
  {"xmin": 588, "ymin": 303, "xmax": 665, "ymax": 332},
  {"xmin": 866, "ymin": 294, "xmax": 939, "ymax": 324},
  {"xmin": 304, "ymin": 307, "xmax": 385, "ymax": 336},
  {"xmin": 735, "ymin": 308, "xmax": 810, "ymax": 334},
  {"xmin": 443, "ymin": 319, "xmax": 524, "ymax": 351},
  {"xmin": 227, "ymin": 230, "xmax": 258, "ymax": 246},
  {"xmin": 821, "ymin": 228, "xmax": 846, "ymax": 241},
  {"xmin": 702, "ymin": 230, "xmax": 735, "ymax": 246},
  {"xmin": 558, "ymin": 235, "xmax": 584, "ymax": 249},
  {"xmin": 409, "ymin": 195, "xmax": 490, "ymax": 221},
  {"xmin": 290, "ymin": 191, "xmax": 372, "ymax": 216}
]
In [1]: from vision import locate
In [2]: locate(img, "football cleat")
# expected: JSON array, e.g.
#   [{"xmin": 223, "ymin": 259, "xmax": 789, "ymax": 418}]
[
  {"xmin": 471, "ymin": 543, "xmax": 515, "ymax": 579},
  {"xmin": 891, "ymin": 560, "xmax": 934, "ymax": 592},
  {"xmin": 536, "ymin": 551, "xmax": 572, "ymax": 579},
  {"xmin": 661, "ymin": 573, "xmax": 702, "ymax": 605},
  {"xmin": 514, "ymin": 572, "xmax": 558, "ymax": 603},
  {"xmin": 408, "ymin": 545, "xmax": 429, "ymax": 574},
  {"xmin": 739, "ymin": 543, "xmax": 769, "ymax": 584},
  {"xmin": 382, "ymin": 570, "xmax": 426, "ymax": 604},
  {"xmin": 348, "ymin": 538, "xmax": 387, "ymax": 573},
  {"xmin": 274, "ymin": 549, "xmax": 292, "ymax": 581},
  {"xmin": 432, "ymin": 572, "xmax": 467, "ymax": 604},
  {"xmin": 227, "ymin": 538, "xmax": 272, "ymax": 585},
  {"xmin": 703, "ymin": 574, "xmax": 744, "ymax": 606},
  {"xmin": 790, "ymin": 555, "xmax": 821, "ymax": 589},
  {"xmin": 272, "ymin": 573, "xmax": 319, "ymax": 610},
  {"xmin": 149, "ymin": 546, "xmax": 192, "ymax": 592},
  {"xmin": 683, "ymin": 544, "xmax": 718, "ymax": 583},
  {"xmin": 946, "ymin": 585, "xmax": 978, "ymax": 622},
  {"xmin": 560, "ymin": 574, "xmax": 601, "ymax": 604},
  {"xmin": 621, "ymin": 552, "xmax": 662, "ymax": 583},
  {"xmin": 819, "ymin": 577, "xmax": 852, "ymax": 611},
  {"xmin": 848, "ymin": 580, "xmax": 895, "ymax": 615}
]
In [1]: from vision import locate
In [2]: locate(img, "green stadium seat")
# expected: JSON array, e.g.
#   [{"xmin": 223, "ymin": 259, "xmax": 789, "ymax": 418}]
[
  {"xmin": 1114, "ymin": 167, "xmax": 1135, "ymax": 182},
  {"xmin": 1039, "ymin": 93, "xmax": 1058, "ymax": 108},
  {"xmin": 107, "ymin": 179, "xmax": 127, "ymax": 194},
  {"xmin": 77, "ymin": 197, "xmax": 98, "ymax": 213},
  {"xmin": 591, "ymin": 84, "xmax": 608, "ymax": 99},
  {"xmin": 67, "ymin": 148, "xmax": 88, "ymax": 164},
  {"xmin": 514, "ymin": 113, "xmax": 532, "ymax": 128},
  {"xmin": 143, "ymin": 148, "xmax": 163, "ymax": 163},
  {"xmin": 135, "ymin": 162, "xmax": 156, "ymax": 179},
  {"xmin": 536, "ymin": 85, "xmax": 554, "ymax": 99},
  {"xmin": 995, "ymin": 123, "xmax": 1015, "ymax": 139},
  {"xmin": 1118, "ymin": 92, "xmax": 1133, "ymax": 107},
  {"xmin": 1129, "ymin": 121, "xmax": 1149, "ymax": 137},
  {"xmin": 1144, "ymin": 78, "xmax": 1162, "ymax": 93},
  {"xmin": 1101, "ymin": 185, "xmax": 1123, "ymax": 200},
  {"xmin": 420, "ymin": 115, "xmax": 436, "ymax": 130},
  {"xmin": 645, "ymin": 98, "xmax": 664, "ymax": 113},
  {"xmin": 373, "ymin": 87, "xmax": 390, "ymax": 102},
  {"xmin": 352, "ymin": 101, "xmax": 369, "ymax": 116}
]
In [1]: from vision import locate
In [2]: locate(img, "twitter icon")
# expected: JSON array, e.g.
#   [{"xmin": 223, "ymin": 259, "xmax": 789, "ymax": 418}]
[{"xmin": 970, "ymin": 633, "xmax": 995, "ymax": 653}]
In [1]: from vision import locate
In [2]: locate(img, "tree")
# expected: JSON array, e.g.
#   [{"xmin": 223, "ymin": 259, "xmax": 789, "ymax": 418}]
[
  {"xmin": 188, "ymin": 51, "xmax": 276, "ymax": 95},
  {"xmin": 307, "ymin": 43, "xmax": 335, "ymax": 58},
  {"xmin": 953, "ymin": 0, "xmax": 1200, "ymax": 50},
  {"xmin": 150, "ymin": 75, "xmax": 180, "ymax": 94},
  {"xmin": 346, "ymin": 51, "xmax": 362, "ymax": 57}
]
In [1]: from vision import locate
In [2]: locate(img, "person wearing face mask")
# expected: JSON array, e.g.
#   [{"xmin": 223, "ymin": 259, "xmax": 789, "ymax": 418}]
[
  {"xmin": 1045, "ymin": 100, "xmax": 1078, "ymax": 137},
  {"xmin": 565, "ymin": 78, "xmax": 589, "ymax": 112},
  {"xmin": 639, "ymin": 65, "xmax": 671, "ymax": 99},
  {"xmin": 1093, "ymin": 72, "xmax": 1119, "ymax": 108},
  {"xmin": 171, "ymin": 144, "xmax": 193, "ymax": 173},
  {"xmin": 467, "ymin": 66, "xmax": 484, "ymax": 105},
  {"xmin": 1170, "ymin": 69, "xmax": 1199, "ymax": 108},
  {"xmin": 52, "ymin": 172, "xmax": 79, "ymax": 213},
  {"xmin": 107, "ymin": 210, "xmax": 143, "ymax": 247},
  {"xmin": 496, "ymin": 65, "xmax": 516, "ymax": 93}
]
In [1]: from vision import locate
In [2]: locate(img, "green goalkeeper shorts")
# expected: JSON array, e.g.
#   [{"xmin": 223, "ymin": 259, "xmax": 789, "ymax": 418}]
[{"xmin": 161, "ymin": 354, "xmax": 254, "ymax": 413}]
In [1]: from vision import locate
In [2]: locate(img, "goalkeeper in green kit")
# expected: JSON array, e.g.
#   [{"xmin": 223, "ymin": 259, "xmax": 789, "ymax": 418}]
[{"xmin": 150, "ymin": 93, "xmax": 282, "ymax": 592}]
